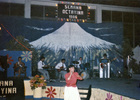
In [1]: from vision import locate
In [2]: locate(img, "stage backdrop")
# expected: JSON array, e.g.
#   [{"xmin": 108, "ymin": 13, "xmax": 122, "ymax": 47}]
[
  {"xmin": 0, "ymin": 51, "xmax": 32, "ymax": 77},
  {"xmin": 0, "ymin": 16, "xmax": 123, "ymax": 75}
]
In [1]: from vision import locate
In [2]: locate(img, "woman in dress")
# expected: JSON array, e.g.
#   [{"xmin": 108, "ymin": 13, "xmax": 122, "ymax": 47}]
[{"xmin": 64, "ymin": 65, "xmax": 83, "ymax": 100}]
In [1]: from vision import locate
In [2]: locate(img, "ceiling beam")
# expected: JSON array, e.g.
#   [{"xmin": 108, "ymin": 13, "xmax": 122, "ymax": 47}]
[{"xmin": 0, "ymin": 0, "xmax": 140, "ymax": 13}]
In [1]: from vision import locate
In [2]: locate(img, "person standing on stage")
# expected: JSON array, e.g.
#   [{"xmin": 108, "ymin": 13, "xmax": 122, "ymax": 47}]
[
  {"xmin": 100, "ymin": 53, "xmax": 110, "ymax": 78},
  {"xmin": 64, "ymin": 65, "xmax": 83, "ymax": 100},
  {"xmin": 55, "ymin": 59, "xmax": 67, "ymax": 81},
  {"xmin": 38, "ymin": 56, "xmax": 50, "ymax": 82}
]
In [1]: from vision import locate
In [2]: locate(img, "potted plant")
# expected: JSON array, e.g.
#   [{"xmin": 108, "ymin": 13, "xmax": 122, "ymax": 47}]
[{"xmin": 30, "ymin": 75, "xmax": 47, "ymax": 99}]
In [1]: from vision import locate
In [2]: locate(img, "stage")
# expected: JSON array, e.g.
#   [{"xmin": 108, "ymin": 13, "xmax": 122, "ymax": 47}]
[
  {"xmin": 23, "ymin": 77, "xmax": 140, "ymax": 100},
  {"xmin": 0, "ymin": 77, "xmax": 139, "ymax": 100}
]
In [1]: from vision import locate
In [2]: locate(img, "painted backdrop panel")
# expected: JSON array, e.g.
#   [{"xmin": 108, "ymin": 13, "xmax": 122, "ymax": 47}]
[
  {"xmin": 0, "ymin": 51, "xmax": 32, "ymax": 77},
  {"xmin": 0, "ymin": 16, "xmax": 123, "ymax": 75}
]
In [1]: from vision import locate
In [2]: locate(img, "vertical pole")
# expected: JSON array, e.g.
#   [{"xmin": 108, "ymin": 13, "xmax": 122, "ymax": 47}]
[
  {"xmin": 24, "ymin": 0, "xmax": 31, "ymax": 18},
  {"xmin": 133, "ymin": 12, "xmax": 135, "ymax": 47},
  {"xmin": 95, "ymin": 5, "xmax": 102, "ymax": 23},
  {"xmin": 111, "ymin": 10, "xmax": 112, "ymax": 22},
  {"xmin": 43, "ymin": 6, "xmax": 45, "ymax": 20}
]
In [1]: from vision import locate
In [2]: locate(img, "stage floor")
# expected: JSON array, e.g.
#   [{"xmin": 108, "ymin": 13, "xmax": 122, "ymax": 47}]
[
  {"xmin": 4, "ymin": 77, "xmax": 140, "ymax": 100},
  {"xmin": 46, "ymin": 78, "xmax": 140, "ymax": 100}
]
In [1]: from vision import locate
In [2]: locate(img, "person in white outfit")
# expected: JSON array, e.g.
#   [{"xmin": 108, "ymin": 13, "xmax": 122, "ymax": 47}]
[
  {"xmin": 55, "ymin": 59, "xmax": 67, "ymax": 80},
  {"xmin": 77, "ymin": 57, "xmax": 84, "ymax": 73},
  {"xmin": 100, "ymin": 54, "xmax": 110, "ymax": 78},
  {"xmin": 38, "ymin": 57, "xmax": 50, "ymax": 81}
]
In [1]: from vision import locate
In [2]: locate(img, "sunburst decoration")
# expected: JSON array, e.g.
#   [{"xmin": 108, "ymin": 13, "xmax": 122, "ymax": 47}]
[
  {"xmin": 106, "ymin": 92, "xmax": 113, "ymax": 100},
  {"xmin": 7, "ymin": 54, "xmax": 14, "ymax": 65},
  {"xmin": 45, "ymin": 86, "xmax": 57, "ymax": 100},
  {"xmin": 21, "ymin": 51, "xmax": 32, "ymax": 62}
]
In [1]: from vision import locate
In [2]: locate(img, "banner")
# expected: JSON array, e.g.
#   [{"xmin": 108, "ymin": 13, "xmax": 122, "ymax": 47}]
[{"xmin": 58, "ymin": 4, "xmax": 87, "ymax": 20}]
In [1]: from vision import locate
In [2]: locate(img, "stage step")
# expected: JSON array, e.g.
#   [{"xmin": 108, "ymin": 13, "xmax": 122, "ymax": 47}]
[
  {"xmin": 81, "ymin": 97, "xmax": 87, "ymax": 100},
  {"xmin": 79, "ymin": 93, "xmax": 88, "ymax": 95},
  {"xmin": 78, "ymin": 87, "xmax": 89, "ymax": 90},
  {"xmin": 78, "ymin": 85, "xmax": 92, "ymax": 100}
]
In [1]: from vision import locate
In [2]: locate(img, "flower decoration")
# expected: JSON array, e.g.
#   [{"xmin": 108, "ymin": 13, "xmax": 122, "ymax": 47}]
[
  {"xmin": 120, "ymin": 96, "xmax": 122, "ymax": 100},
  {"xmin": 45, "ymin": 86, "xmax": 57, "ymax": 99},
  {"xmin": 106, "ymin": 92, "xmax": 113, "ymax": 100},
  {"xmin": 21, "ymin": 51, "xmax": 32, "ymax": 62},
  {"xmin": 30, "ymin": 75, "xmax": 47, "ymax": 90},
  {"xmin": 7, "ymin": 54, "xmax": 14, "ymax": 65}
]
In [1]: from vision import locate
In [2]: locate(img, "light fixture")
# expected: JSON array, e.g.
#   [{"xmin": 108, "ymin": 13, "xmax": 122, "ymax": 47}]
[{"xmin": 72, "ymin": 2, "xmax": 74, "ymax": 5}]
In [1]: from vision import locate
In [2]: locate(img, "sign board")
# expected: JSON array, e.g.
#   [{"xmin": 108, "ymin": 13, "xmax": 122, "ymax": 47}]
[
  {"xmin": 58, "ymin": 4, "xmax": 87, "ymax": 20},
  {"xmin": 0, "ymin": 79, "xmax": 24, "ymax": 99}
]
